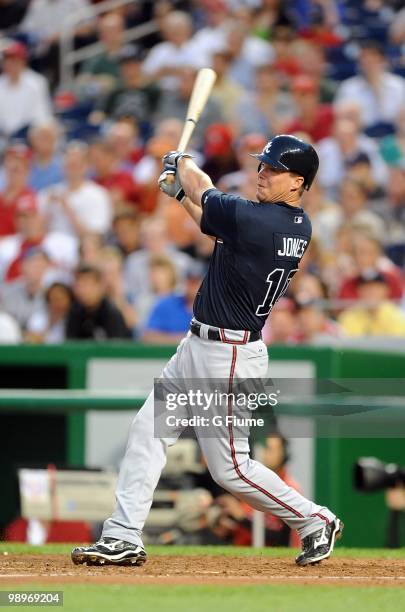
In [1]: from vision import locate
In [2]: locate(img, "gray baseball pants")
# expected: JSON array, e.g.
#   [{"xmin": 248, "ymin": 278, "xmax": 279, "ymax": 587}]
[{"xmin": 103, "ymin": 330, "xmax": 335, "ymax": 546}]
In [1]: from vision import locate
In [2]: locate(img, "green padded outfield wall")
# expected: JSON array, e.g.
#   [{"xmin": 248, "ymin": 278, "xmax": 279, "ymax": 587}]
[{"xmin": 0, "ymin": 343, "xmax": 404, "ymax": 546}]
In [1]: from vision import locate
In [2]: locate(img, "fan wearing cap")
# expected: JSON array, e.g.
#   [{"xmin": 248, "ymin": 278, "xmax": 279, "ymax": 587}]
[
  {"xmin": 338, "ymin": 271, "xmax": 405, "ymax": 337},
  {"xmin": 283, "ymin": 75, "xmax": 334, "ymax": 143},
  {"xmin": 0, "ymin": 41, "xmax": 52, "ymax": 138},
  {"xmin": 338, "ymin": 231, "xmax": 403, "ymax": 302},
  {"xmin": 0, "ymin": 193, "xmax": 78, "ymax": 284},
  {"xmin": 0, "ymin": 143, "xmax": 36, "ymax": 238},
  {"xmin": 201, "ymin": 124, "xmax": 239, "ymax": 184}
]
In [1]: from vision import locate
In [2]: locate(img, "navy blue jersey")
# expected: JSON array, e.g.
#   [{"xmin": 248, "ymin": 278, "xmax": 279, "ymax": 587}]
[{"xmin": 194, "ymin": 188, "xmax": 312, "ymax": 331}]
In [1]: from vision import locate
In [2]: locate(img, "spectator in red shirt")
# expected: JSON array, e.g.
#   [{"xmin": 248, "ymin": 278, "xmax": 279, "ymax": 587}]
[
  {"xmin": 338, "ymin": 232, "xmax": 403, "ymax": 302},
  {"xmin": 284, "ymin": 75, "xmax": 334, "ymax": 142},
  {"xmin": 3, "ymin": 197, "xmax": 43, "ymax": 282},
  {"xmin": 0, "ymin": 143, "xmax": 36, "ymax": 237},
  {"xmin": 0, "ymin": 197, "xmax": 78, "ymax": 283},
  {"xmin": 202, "ymin": 123, "xmax": 239, "ymax": 184},
  {"xmin": 89, "ymin": 138, "xmax": 142, "ymax": 211}
]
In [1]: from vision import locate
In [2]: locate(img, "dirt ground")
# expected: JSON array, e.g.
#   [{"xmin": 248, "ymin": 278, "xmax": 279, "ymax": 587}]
[{"xmin": 1, "ymin": 554, "xmax": 405, "ymax": 587}]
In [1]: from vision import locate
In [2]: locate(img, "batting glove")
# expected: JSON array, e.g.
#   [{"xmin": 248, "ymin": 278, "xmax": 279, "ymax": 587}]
[
  {"xmin": 162, "ymin": 150, "xmax": 193, "ymax": 168},
  {"xmin": 158, "ymin": 167, "xmax": 186, "ymax": 202}
]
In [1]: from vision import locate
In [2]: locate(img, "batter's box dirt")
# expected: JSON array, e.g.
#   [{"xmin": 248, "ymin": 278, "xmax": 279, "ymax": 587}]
[{"xmin": 1, "ymin": 555, "xmax": 405, "ymax": 587}]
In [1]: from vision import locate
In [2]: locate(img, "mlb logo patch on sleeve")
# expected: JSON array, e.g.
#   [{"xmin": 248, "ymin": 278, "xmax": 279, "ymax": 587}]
[{"xmin": 294, "ymin": 216, "xmax": 303, "ymax": 224}]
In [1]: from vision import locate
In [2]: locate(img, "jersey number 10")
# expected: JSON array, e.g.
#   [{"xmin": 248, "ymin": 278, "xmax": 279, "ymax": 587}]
[{"xmin": 256, "ymin": 268, "xmax": 298, "ymax": 317}]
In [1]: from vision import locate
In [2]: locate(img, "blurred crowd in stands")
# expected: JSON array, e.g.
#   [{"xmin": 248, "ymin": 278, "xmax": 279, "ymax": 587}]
[{"xmin": 0, "ymin": 0, "xmax": 404, "ymax": 345}]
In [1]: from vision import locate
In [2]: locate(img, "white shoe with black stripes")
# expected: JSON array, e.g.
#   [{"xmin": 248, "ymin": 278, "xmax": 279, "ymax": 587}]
[
  {"xmin": 71, "ymin": 537, "xmax": 147, "ymax": 566},
  {"xmin": 295, "ymin": 518, "xmax": 344, "ymax": 567}
]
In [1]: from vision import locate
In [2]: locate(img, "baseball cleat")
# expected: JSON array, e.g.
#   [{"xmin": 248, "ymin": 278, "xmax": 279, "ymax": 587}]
[
  {"xmin": 295, "ymin": 518, "xmax": 344, "ymax": 567},
  {"xmin": 71, "ymin": 537, "xmax": 147, "ymax": 567}
]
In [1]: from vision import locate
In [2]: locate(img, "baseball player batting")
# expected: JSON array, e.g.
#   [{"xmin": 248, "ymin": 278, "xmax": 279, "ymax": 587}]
[{"xmin": 72, "ymin": 134, "xmax": 343, "ymax": 568}]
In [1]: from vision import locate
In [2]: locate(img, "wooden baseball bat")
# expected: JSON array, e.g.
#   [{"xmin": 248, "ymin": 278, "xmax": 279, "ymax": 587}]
[
  {"xmin": 177, "ymin": 67, "xmax": 217, "ymax": 152},
  {"xmin": 163, "ymin": 68, "xmax": 216, "ymax": 186}
]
